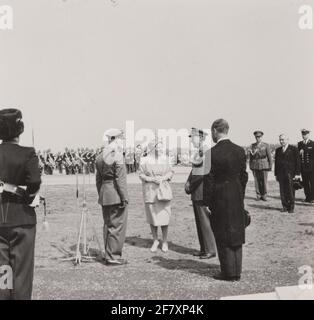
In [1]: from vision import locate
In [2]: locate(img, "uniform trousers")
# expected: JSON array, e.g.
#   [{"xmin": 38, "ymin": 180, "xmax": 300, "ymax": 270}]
[
  {"xmin": 0, "ymin": 225, "xmax": 36, "ymax": 300},
  {"xmin": 102, "ymin": 205, "xmax": 128, "ymax": 261},
  {"xmin": 192, "ymin": 202, "xmax": 216, "ymax": 255},
  {"xmin": 252, "ymin": 170, "xmax": 268, "ymax": 197},
  {"xmin": 301, "ymin": 171, "xmax": 314, "ymax": 201}
]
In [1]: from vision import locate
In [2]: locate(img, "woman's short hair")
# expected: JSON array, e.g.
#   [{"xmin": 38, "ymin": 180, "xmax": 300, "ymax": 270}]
[
  {"xmin": 211, "ymin": 118, "xmax": 229, "ymax": 134},
  {"xmin": 0, "ymin": 108, "xmax": 24, "ymax": 140}
]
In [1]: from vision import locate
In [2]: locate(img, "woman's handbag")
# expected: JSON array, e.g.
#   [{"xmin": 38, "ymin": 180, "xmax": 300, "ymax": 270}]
[{"xmin": 157, "ymin": 180, "xmax": 173, "ymax": 201}]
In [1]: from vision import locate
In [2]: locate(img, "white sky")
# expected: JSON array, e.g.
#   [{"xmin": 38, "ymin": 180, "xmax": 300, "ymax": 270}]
[{"xmin": 1, "ymin": 0, "xmax": 313, "ymax": 150}]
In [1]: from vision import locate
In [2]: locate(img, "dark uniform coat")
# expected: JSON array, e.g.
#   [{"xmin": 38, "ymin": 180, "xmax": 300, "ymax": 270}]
[
  {"xmin": 0, "ymin": 142, "xmax": 41, "ymax": 300},
  {"xmin": 0, "ymin": 143, "xmax": 41, "ymax": 226},
  {"xmin": 298, "ymin": 140, "xmax": 314, "ymax": 201},
  {"xmin": 298, "ymin": 140, "xmax": 314, "ymax": 172}
]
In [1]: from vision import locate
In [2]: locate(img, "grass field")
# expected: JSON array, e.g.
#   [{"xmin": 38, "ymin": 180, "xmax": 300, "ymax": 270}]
[{"xmin": 33, "ymin": 180, "xmax": 314, "ymax": 300}]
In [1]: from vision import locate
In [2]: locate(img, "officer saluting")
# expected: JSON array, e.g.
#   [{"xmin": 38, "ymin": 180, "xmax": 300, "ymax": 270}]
[
  {"xmin": 96, "ymin": 129, "xmax": 129, "ymax": 266},
  {"xmin": 248, "ymin": 131, "xmax": 273, "ymax": 201},
  {"xmin": 0, "ymin": 108, "xmax": 41, "ymax": 300},
  {"xmin": 298, "ymin": 129, "xmax": 314, "ymax": 203}
]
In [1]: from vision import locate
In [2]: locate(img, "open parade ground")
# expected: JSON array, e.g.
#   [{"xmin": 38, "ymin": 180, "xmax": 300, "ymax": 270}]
[{"xmin": 32, "ymin": 168, "xmax": 314, "ymax": 300}]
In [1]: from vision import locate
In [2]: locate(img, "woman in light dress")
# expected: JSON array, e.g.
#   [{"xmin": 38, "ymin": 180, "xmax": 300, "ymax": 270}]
[{"xmin": 139, "ymin": 141, "xmax": 174, "ymax": 252}]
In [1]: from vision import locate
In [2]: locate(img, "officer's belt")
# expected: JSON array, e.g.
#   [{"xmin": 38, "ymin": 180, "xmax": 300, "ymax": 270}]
[
  {"xmin": 0, "ymin": 181, "xmax": 29, "ymax": 197},
  {"xmin": 0, "ymin": 181, "xmax": 39, "ymax": 207}
]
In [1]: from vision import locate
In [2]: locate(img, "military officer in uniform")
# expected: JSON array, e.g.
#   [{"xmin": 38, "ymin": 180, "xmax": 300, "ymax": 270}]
[
  {"xmin": 248, "ymin": 131, "xmax": 273, "ymax": 201},
  {"xmin": 298, "ymin": 129, "xmax": 314, "ymax": 203},
  {"xmin": 185, "ymin": 128, "xmax": 216, "ymax": 259},
  {"xmin": 96, "ymin": 129, "xmax": 129, "ymax": 266},
  {"xmin": 0, "ymin": 108, "xmax": 41, "ymax": 300}
]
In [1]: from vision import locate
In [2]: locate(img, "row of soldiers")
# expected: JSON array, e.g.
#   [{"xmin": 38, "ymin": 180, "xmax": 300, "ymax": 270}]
[
  {"xmin": 37, "ymin": 146, "xmax": 183, "ymax": 175},
  {"xmin": 37, "ymin": 148, "xmax": 99, "ymax": 175},
  {"xmin": 37, "ymin": 147, "xmax": 145, "ymax": 175}
]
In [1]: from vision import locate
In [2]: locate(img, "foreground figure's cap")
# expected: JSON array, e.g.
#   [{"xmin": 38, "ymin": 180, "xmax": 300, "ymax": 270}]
[
  {"xmin": 0, "ymin": 108, "xmax": 24, "ymax": 140},
  {"xmin": 103, "ymin": 128, "xmax": 124, "ymax": 139},
  {"xmin": 253, "ymin": 130, "xmax": 264, "ymax": 137},
  {"xmin": 301, "ymin": 129, "xmax": 310, "ymax": 135}
]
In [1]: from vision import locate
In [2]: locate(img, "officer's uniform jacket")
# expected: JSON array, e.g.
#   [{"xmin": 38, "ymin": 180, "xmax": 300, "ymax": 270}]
[
  {"xmin": 0, "ymin": 142, "xmax": 41, "ymax": 227},
  {"xmin": 249, "ymin": 142, "xmax": 273, "ymax": 171},
  {"xmin": 298, "ymin": 139, "xmax": 314, "ymax": 173},
  {"xmin": 96, "ymin": 143, "xmax": 128, "ymax": 206},
  {"xmin": 185, "ymin": 145, "xmax": 210, "ymax": 202}
]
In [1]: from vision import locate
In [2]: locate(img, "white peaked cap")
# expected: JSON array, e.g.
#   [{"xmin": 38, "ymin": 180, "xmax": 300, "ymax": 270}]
[{"xmin": 103, "ymin": 128, "xmax": 124, "ymax": 141}]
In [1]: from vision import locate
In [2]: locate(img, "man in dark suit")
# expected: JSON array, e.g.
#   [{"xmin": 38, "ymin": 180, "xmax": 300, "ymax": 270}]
[
  {"xmin": 185, "ymin": 128, "xmax": 216, "ymax": 259},
  {"xmin": 275, "ymin": 134, "xmax": 301, "ymax": 213},
  {"xmin": 298, "ymin": 129, "xmax": 314, "ymax": 203},
  {"xmin": 0, "ymin": 108, "xmax": 41, "ymax": 300},
  {"xmin": 96, "ymin": 129, "xmax": 129, "ymax": 266},
  {"xmin": 204, "ymin": 119, "xmax": 248, "ymax": 281}
]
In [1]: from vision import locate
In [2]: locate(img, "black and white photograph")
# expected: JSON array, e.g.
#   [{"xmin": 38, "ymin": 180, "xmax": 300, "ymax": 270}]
[{"xmin": 0, "ymin": 0, "xmax": 314, "ymax": 306}]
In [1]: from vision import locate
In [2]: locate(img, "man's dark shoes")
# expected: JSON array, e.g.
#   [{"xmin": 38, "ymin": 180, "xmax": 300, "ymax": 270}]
[
  {"xmin": 105, "ymin": 258, "xmax": 128, "ymax": 266},
  {"xmin": 280, "ymin": 208, "xmax": 288, "ymax": 212},
  {"xmin": 213, "ymin": 273, "xmax": 240, "ymax": 282},
  {"xmin": 193, "ymin": 251, "xmax": 205, "ymax": 257},
  {"xmin": 199, "ymin": 253, "xmax": 216, "ymax": 260}
]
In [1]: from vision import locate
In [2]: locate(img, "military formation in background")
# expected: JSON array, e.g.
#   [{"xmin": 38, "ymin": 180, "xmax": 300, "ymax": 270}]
[
  {"xmin": 37, "ymin": 148, "xmax": 99, "ymax": 175},
  {"xmin": 36, "ymin": 146, "xmax": 185, "ymax": 176}
]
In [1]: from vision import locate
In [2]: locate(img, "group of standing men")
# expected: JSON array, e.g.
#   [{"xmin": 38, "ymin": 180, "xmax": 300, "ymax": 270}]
[{"xmin": 248, "ymin": 129, "xmax": 314, "ymax": 213}]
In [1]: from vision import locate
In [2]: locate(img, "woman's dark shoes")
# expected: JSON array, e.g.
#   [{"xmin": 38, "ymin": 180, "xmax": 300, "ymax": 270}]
[
  {"xmin": 199, "ymin": 253, "xmax": 216, "ymax": 260},
  {"xmin": 213, "ymin": 273, "xmax": 241, "ymax": 282}
]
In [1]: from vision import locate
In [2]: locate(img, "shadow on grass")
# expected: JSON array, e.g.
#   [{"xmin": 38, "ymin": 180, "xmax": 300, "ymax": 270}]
[
  {"xmin": 248, "ymin": 203, "xmax": 280, "ymax": 211},
  {"xmin": 299, "ymin": 222, "xmax": 314, "ymax": 228},
  {"xmin": 151, "ymin": 256, "xmax": 219, "ymax": 277},
  {"xmin": 126, "ymin": 236, "xmax": 197, "ymax": 255},
  {"xmin": 266, "ymin": 195, "xmax": 281, "ymax": 200},
  {"xmin": 295, "ymin": 201, "xmax": 314, "ymax": 207},
  {"xmin": 245, "ymin": 195, "xmax": 259, "ymax": 201}
]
